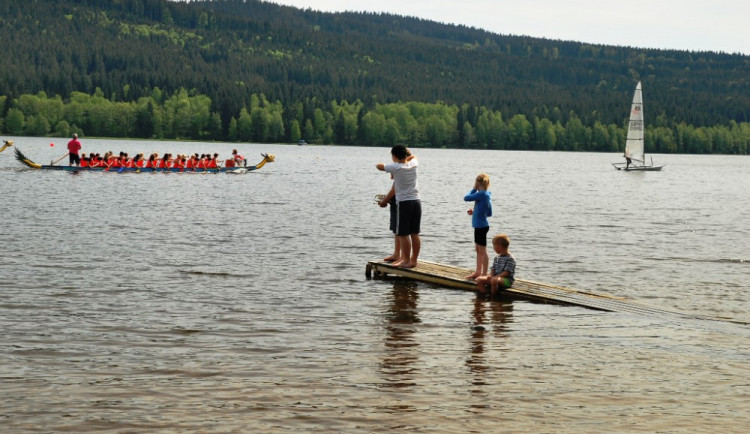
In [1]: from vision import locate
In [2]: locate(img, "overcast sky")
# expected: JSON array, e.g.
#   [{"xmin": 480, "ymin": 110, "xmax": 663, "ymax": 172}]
[{"xmin": 264, "ymin": 0, "xmax": 749, "ymax": 55}]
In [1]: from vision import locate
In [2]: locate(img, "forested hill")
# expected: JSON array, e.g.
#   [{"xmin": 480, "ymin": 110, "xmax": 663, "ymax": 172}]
[{"xmin": 1, "ymin": 0, "xmax": 749, "ymax": 153}]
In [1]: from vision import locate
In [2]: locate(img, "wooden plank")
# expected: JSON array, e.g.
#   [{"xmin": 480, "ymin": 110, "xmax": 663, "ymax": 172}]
[{"xmin": 366, "ymin": 259, "xmax": 733, "ymax": 323}]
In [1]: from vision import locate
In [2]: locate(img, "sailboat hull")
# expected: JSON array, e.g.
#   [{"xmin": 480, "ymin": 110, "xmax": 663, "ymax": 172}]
[{"xmin": 612, "ymin": 163, "xmax": 664, "ymax": 171}]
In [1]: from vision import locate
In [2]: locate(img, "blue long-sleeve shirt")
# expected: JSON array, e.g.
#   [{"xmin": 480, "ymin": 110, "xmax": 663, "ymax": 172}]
[{"xmin": 464, "ymin": 189, "xmax": 492, "ymax": 228}]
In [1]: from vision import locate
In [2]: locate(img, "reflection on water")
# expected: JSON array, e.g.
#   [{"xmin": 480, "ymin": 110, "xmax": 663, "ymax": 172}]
[
  {"xmin": 380, "ymin": 281, "xmax": 421, "ymax": 389},
  {"xmin": 467, "ymin": 297, "xmax": 513, "ymax": 384}
]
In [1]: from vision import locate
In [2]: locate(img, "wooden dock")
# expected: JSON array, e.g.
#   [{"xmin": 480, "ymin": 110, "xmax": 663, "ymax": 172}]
[{"xmin": 366, "ymin": 259, "xmax": 732, "ymax": 323}]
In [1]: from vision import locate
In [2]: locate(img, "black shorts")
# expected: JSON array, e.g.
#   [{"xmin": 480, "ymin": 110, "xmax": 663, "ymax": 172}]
[
  {"xmin": 389, "ymin": 197, "xmax": 397, "ymax": 233},
  {"xmin": 396, "ymin": 199, "xmax": 421, "ymax": 236},
  {"xmin": 474, "ymin": 226, "xmax": 490, "ymax": 246},
  {"xmin": 69, "ymin": 153, "xmax": 81, "ymax": 165}
]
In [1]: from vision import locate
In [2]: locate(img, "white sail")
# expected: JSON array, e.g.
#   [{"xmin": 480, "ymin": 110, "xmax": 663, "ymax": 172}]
[{"xmin": 624, "ymin": 81, "xmax": 645, "ymax": 163}]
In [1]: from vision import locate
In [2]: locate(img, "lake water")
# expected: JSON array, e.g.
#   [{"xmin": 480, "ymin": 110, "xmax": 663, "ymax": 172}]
[{"xmin": 1, "ymin": 136, "xmax": 748, "ymax": 432}]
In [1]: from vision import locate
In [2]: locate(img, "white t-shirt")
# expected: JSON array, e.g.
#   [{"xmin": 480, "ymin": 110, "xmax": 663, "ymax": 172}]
[{"xmin": 384, "ymin": 158, "xmax": 419, "ymax": 202}]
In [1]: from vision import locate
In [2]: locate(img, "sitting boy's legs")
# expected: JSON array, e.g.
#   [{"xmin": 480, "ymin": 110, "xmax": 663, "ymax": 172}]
[
  {"xmin": 490, "ymin": 276, "xmax": 511, "ymax": 297},
  {"xmin": 475, "ymin": 276, "xmax": 489, "ymax": 294}
]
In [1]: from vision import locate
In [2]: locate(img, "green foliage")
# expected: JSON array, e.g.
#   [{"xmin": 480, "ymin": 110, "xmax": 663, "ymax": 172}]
[
  {"xmin": 2, "ymin": 87, "xmax": 749, "ymax": 154},
  {"xmin": 290, "ymin": 119, "xmax": 301, "ymax": 143},
  {"xmin": 55, "ymin": 120, "xmax": 71, "ymax": 138},
  {"xmin": 5, "ymin": 108, "xmax": 25, "ymax": 135},
  {"xmin": 0, "ymin": 0, "xmax": 748, "ymax": 154}
]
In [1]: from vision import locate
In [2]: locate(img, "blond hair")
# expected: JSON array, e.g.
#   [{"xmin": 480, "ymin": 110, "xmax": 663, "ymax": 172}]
[
  {"xmin": 492, "ymin": 233, "xmax": 510, "ymax": 249},
  {"xmin": 476, "ymin": 173, "xmax": 490, "ymax": 190}
]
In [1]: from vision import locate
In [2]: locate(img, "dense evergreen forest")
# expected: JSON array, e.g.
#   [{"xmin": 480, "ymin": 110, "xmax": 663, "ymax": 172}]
[{"xmin": 0, "ymin": 0, "xmax": 748, "ymax": 153}]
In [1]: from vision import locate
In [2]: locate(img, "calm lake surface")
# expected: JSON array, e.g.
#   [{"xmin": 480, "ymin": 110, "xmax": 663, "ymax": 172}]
[{"xmin": 1, "ymin": 136, "xmax": 748, "ymax": 432}]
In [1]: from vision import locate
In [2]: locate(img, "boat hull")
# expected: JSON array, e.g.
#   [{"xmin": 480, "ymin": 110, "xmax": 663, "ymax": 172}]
[
  {"xmin": 612, "ymin": 163, "xmax": 664, "ymax": 171},
  {"xmin": 32, "ymin": 165, "xmax": 259, "ymax": 173}
]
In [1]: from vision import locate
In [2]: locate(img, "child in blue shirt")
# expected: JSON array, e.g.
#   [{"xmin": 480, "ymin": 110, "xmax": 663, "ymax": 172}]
[{"xmin": 464, "ymin": 173, "xmax": 492, "ymax": 280}]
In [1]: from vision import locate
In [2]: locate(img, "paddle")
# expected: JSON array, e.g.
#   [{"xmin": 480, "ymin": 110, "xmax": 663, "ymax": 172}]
[{"xmin": 51, "ymin": 152, "xmax": 70, "ymax": 166}]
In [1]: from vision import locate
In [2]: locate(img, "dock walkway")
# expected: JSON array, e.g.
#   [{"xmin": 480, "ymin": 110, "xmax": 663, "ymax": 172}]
[{"xmin": 366, "ymin": 259, "xmax": 728, "ymax": 323}]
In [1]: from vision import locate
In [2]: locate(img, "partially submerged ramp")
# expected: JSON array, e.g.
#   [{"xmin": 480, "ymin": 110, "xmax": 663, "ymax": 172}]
[{"xmin": 366, "ymin": 259, "xmax": 730, "ymax": 322}]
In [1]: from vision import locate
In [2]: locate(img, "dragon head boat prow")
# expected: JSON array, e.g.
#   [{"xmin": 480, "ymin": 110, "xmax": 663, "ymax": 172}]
[
  {"xmin": 0, "ymin": 140, "xmax": 14, "ymax": 153},
  {"xmin": 253, "ymin": 153, "xmax": 275, "ymax": 169}
]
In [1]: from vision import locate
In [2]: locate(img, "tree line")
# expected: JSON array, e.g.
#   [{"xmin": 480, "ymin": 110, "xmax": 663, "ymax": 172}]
[
  {"xmin": 2, "ymin": 89, "xmax": 748, "ymax": 154},
  {"xmin": 1, "ymin": 0, "xmax": 748, "ymax": 139}
]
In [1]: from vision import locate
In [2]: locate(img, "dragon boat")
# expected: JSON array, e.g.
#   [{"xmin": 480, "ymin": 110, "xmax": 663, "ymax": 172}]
[{"xmin": 14, "ymin": 147, "xmax": 274, "ymax": 174}]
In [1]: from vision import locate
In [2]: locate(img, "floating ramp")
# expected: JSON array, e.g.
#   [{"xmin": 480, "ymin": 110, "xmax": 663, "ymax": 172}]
[{"xmin": 366, "ymin": 260, "xmax": 736, "ymax": 323}]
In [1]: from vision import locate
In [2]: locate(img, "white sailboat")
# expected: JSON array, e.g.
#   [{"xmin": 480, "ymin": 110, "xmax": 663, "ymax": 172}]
[{"xmin": 613, "ymin": 81, "xmax": 664, "ymax": 171}]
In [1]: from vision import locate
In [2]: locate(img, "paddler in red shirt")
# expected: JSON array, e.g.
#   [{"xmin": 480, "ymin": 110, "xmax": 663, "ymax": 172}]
[
  {"xmin": 172, "ymin": 154, "xmax": 185, "ymax": 170},
  {"xmin": 207, "ymin": 153, "xmax": 219, "ymax": 169},
  {"xmin": 186, "ymin": 154, "xmax": 197, "ymax": 170}
]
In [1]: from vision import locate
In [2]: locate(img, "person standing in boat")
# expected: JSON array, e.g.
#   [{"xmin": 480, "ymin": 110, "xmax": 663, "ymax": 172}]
[
  {"xmin": 464, "ymin": 173, "xmax": 493, "ymax": 280},
  {"xmin": 67, "ymin": 134, "xmax": 82, "ymax": 166},
  {"xmin": 475, "ymin": 234, "xmax": 516, "ymax": 297},
  {"xmin": 376, "ymin": 145, "xmax": 421, "ymax": 269}
]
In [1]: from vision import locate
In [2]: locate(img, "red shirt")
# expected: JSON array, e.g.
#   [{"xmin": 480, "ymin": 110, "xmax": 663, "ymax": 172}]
[{"xmin": 67, "ymin": 138, "xmax": 81, "ymax": 155}]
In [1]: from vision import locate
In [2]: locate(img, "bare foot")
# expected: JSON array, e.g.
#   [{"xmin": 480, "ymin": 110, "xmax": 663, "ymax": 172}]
[
  {"xmin": 465, "ymin": 272, "xmax": 479, "ymax": 280},
  {"xmin": 392, "ymin": 259, "xmax": 411, "ymax": 268},
  {"xmin": 383, "ymin": 255, "xmax": 399, "ymax": 262}
]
